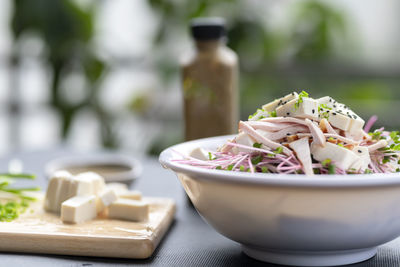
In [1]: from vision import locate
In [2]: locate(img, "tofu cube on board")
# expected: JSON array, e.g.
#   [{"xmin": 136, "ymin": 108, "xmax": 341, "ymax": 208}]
[
  {"xmin": 118, "ymin": 191, "xmax": 142, "ymax": 201},
  {"xmin": 44, "ymin": 171, "xmax": 73, "ymax": 213},
  {"xmin": 97, "ymin": 188, "xmax": 118, "ymax": 213},
  {"xmin": 61, "ymin": 195, "xmax": 97, "ymax": 224},
  {"xmin": 108, "ymin": 199, "xmax": 149, "ymax": 222},
  {"xmin": 106, "ymin": 183, "xmax": 129, "ymax": 195}
]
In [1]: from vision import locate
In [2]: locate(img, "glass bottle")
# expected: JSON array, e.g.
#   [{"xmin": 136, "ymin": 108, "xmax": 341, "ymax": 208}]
[{"xmin": 181, "ymin": 17, "xmax": 239, "ymax": 141}]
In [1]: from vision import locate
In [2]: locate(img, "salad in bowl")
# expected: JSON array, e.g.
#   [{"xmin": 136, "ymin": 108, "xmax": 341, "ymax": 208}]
[
  {"xmin": 160, "ymin": 91, "xmax": 400, "ymax": 266},
  {"xmin": 175, "ymin": 91, "xmax": 398, "ymax": 175}
]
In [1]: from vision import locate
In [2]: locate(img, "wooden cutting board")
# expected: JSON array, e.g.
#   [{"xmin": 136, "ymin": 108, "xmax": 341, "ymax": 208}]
[{"xmin": 0, "ymin": 195, "xmax": 175, "ymax": 259}]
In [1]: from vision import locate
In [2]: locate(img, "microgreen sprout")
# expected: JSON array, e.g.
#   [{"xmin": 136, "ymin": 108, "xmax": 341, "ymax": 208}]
[
  {"xmin": 253, "ymin": 143, "xmax": 262, "ymax": 148},
  {"xmin": 294, "ymin": 91, "xmax": 309, "ymax": 110}
]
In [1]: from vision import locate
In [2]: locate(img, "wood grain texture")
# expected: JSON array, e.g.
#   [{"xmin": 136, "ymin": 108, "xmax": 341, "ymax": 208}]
[{"xmin": 0, "ymin": 195, "xmax": 175, "ymax": 259}]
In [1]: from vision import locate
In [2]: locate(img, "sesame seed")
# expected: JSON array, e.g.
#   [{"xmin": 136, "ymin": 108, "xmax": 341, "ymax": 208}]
[
  {"xmin": 358, "ymin": 150, "xmax": 362, "ymax": 153},
  {"xmin": 312, "ymin": 109, "xmax": 315, "ymax": 113},
  {"xmin": 332, "ymin": 112, "xmax": 337, "ymax": 115},
  {"xmin": 286, "ymin": 133, "xmax": 291, "ymax": 136},
  {"xmin": 287, "ymin": 112, "xmax": 290, "ymax": 115}
]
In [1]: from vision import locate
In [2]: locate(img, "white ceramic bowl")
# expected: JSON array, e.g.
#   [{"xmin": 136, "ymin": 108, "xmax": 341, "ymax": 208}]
[{"xmin": 159, "ymin": 135, "xmax": 400, "ymax": 267}]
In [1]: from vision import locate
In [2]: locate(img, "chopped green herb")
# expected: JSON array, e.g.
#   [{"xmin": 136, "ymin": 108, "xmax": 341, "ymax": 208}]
[
  {"xmin": 248, "ymin": 108, "xmax": 264, "ymax": 120},
  {"xmin": 208, "ymin": 152, "xmax": 216, "ymax": 160},
  {"xmin": 239, "ymin": 165, "xmax": 245, "ymax": 171},
  {"xmin": 397, "ymin": 168, "xmax": 400, "ymax": 173},
  {"xmin": 294, "ymin": 91, "xmax": 309, "ymax": 109},
  {"xmin": 0, "ymin": 173, "xmax": 37, "ymax": 222},
  {"xmin": 253, "ymin": 143, "xmax": 262, "ymax": 148},
  {"xmin": 369, "ymin": 131, "xmax": 382, "ymax": 141},
  {"xmin": 338, "ymin": 143, "xmax": 344, "ymax": 148},
  {"xmin": 364, "ymin": 169, "xmax": 373, "ymax": 174},
  {"xmin": 382, "ymin": 156, "xmax": 390, "ymax": 164},
  {"xmin": 215, "ymin": 166, "xmax": 222, "ymax": 170},
  {"xmin": 321, "ymin": 159, "xmax": 332, "ymax": 167},
  {"xmin": 251, "ymin": 155, "xmax": 263, "ymax": 165},
  {"xmin": 274, "ymin": 146, "xmax": 283, "ymax": 154},
  {"xmin": 318, "ymin": 104, "xmax": 331, "ymax": 119},
  {"xmin": 261, "ymin": 166, "xmax": 269, "ymax": 173},
  {"xmin": 269, "ymin": 110, "xmax": 277, "ymax": 117},
  {"xmin": 328, "ymin": 164, "xmax": 336, "ymax": 174},
  {"xmin": 227, "ymin": 164, "xmax": 234, "ymax": 171},
  {"xmin": 267, "ymin": 153, "xmax": 275, "ymax": 158}
]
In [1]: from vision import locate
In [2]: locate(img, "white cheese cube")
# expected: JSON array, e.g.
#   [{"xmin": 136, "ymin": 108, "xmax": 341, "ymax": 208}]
[
  {"xmin": 327, "ymin": 112, "xmax": 352, "ymax": 131},
  {"xmin": 69, "ymin": 176, "xmax": 95, "ymax": 196},
  {"xmin": 348, "ymin": 116, "xmax": 365, "ymax": 134},
  {"xmin": 118, "ymin": 191, "xmax": 142, "ymax": 201},
  {"xmin": 311, "ymin": 142, "xmax": 360, "ymax": 170},
  {"xmin": 55, "ymin": 176, "xmax": 76, "ymax": 213},
  {"xmin": 275, "ymin": 97, "xmax": 319, "ymax": 120},
  {"xmin": 317, "ymin": 96, "xmax": 364, "ymax": 132},
  {"xmin": 189, "ymin": 147, "xmax": 209, "ymax": 161},
  {"xmin": 234, "ymin": 132, "xmax": 256, "ymax": 153},
  {"xmin": 97, "ymin": 188, "xmax": 118, "ymax": 213},
  {"xmin": 106, "ymin": 183, "xmax": 129, "ymax": 195},
  {"xmin": 262, "ymin": 92, "xmax": 298, "ymax": 112},
  {"xmin": 61, "ymin": 195, "xmax": 97, "ymax": 224},
  {"xmin": 108, "ymin": 199, "xmax": 149, "ymax": 222},
  {"xmin": 74, "ymin": 172, "xmax": 105, "ymax": 194},
  {"xmin": 44, "ymin": 170, "xmax": 72, "ymax": 212}
]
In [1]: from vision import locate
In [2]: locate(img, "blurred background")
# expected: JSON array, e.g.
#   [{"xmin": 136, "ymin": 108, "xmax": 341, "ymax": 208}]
[{"xmin": 0, "ymin": 0, "xmax": 399, "ymax": 157}]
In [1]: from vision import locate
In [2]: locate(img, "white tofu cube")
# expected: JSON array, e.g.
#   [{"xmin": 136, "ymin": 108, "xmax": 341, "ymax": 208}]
[
  {"xmin": 189, "ymin": 147, "xmax": 209, "ymax": 161},
  {"xmin": 106, "ymin": 183, "xmax": 129, "ymax": 195},
  {"xmin": 97, "ymin": 188, "xmax": 118, "ymax": 213},
  {"xmin": 108, "ymin": 199, "xmax": 149, "ymax": 222},
  {"xmin": 262, "ymin": 92, "xmax": 298, "ymax": 112},
  {"xmin": 327, "ymin": 112, "xmax": 352, "ymax": 131},
  {"xmin": 74, "ymin": 172, "xmax": 105, "ymax": 194},
  {"xmin": 234, "ymin": 132, "xmax": 256, "ymax": 153},
  {"xmin": 118, "ymin": 191, "xmax": 142, "ymax": 201},
  {"xmin": 311, "ymin": 142, "xmax": 360, "ymax": 170},
  {"xmin": 61, "ymin": 195, "xmax": 97, "ymax": 224},
  {"xmin": 69, "ymin": 176, "xmax": 95, "ymax": 196},
  {"xmin": 44, "ymin": 170, "xmax": 73, "ymax": 212},
  {"xmin": 275, "ymin": 97, "xmax": 319, "ymax": 120},
  {"xmin": 348, "ymin": 116, "xmax": 365, "ymax": 134}
]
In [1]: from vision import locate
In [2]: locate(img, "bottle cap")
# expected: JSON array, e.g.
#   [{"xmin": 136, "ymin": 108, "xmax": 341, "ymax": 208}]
[{"xmin": 190, "ymin": 17, "xmax": 226, "ymax": 40}]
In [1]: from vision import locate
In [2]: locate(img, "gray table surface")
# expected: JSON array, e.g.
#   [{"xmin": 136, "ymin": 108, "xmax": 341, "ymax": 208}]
[{"xmin": 1, "ymin": 149, "xmax": 400, "ymax": 267}]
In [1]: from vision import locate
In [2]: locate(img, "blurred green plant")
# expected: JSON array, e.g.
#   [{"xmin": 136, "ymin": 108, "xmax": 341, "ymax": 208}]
[{"xmin": 11, "ymin": 0, "xmax": 117, "ymax": 148}]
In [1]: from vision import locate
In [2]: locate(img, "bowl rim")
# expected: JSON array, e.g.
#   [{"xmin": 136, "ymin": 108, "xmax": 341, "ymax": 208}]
[
  {"xmin": 45, "ymin": 154, "xmax": 142, "ymax": 182},
  {"xmin": 159, "ymin": 135, "xmax": 400, "ymax": 188}
]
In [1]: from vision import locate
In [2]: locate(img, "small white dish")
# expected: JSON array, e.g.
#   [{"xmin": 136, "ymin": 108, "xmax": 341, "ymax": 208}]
[
  {"xmin": 159, "ymin": 135, "xmax": 400, "ymax": 267},
  {"xmin": 45, "ymin": 154, "xmax": 142, "ymax": 185}
]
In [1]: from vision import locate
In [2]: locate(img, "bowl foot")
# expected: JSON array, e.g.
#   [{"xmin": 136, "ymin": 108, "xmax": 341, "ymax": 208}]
[{"xmin": 242, "ymin": 245, "xmax": 377, "ymax": 266}]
